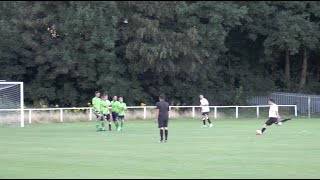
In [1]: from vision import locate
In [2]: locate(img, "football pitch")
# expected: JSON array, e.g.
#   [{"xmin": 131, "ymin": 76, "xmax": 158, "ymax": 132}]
[{"xmin": 0, "ymin": 118, "xmax": 319, "ymax": 179}]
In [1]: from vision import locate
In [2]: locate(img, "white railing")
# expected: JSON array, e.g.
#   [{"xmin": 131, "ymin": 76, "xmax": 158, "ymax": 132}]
[{"xmin": 0, "ymin": 105, "xmax": 297, "ymax": 125}]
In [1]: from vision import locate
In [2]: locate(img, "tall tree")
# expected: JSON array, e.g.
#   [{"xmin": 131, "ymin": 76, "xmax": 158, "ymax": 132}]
[{"xmin": 244, "ymin": 1, "xmax": 320, "ymax": 92}]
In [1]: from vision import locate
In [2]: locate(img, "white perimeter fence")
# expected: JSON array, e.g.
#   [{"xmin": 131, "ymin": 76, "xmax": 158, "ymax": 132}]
[{"xmin": 0, "ymin": 105, "xmax": 297, "ymax": 125}]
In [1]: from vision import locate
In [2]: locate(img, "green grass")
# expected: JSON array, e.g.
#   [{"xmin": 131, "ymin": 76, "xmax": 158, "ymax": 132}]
[{"xmin": 0, "ymin": 118, "xmax": 320, "ymax": 179}]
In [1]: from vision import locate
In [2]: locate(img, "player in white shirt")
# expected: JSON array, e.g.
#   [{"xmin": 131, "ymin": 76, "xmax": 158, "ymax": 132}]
[
  {"xmin": 258, "ymin": 99, "xmax": 280, "ymax": 134},
  {"xmin": 199, "ymin": 95, "xmax": 213, "ymax": 128},
  {"xmin": 256, "ymin": 99, "xmax": 293, "ymax": 135}
]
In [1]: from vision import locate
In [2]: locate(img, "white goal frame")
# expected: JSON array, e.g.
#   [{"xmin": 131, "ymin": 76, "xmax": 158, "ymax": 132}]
[{"xmin": 0, "ymin": 81, "xmax": 24, "ymax": 127}]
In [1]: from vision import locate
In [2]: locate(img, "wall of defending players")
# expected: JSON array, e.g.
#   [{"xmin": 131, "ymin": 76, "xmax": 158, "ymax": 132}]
[{"xmin": 92, "ymin": 91, "xmax": 127, "ymax": 131}]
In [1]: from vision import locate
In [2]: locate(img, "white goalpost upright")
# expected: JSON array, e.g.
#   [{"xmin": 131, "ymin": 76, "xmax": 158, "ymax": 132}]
[{"xmin": 0, "ymin": 81, "xmax": 24, "ymax": 127}]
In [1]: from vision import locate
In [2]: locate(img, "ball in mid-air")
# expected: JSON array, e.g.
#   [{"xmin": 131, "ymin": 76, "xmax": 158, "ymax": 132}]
[{"xmin": 256, "ymin": 130, "xmax": 262, "ymax": 135}]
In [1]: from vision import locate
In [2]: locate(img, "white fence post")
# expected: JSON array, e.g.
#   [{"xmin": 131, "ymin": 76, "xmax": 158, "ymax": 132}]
[
  {"xmin": 60, "ymin": 109, "xmax": 63, "ymax": 122},
  {"xmin": 192, "ymin": 106, "xmax": 195, "ymax": 118},
  {"xmin": 308, "ymin": 96, "xmax": 311, "ymax": 119},
  {"xmin": 294, "ymin": 105, "xmax": 298, "ymax": 117},
  {"xmin": 236, "ymin": 106, "xmax": 238, "ymax": 118},
  {"xmin": 20, "ymin": 82, "xmax": 24, "ymax": 128},
  {"xmin": 89, "ymin": 108, "xmax": 92, "ymax": 121},
  {"xmin": 143, "ymin": 107, "xmax": 146, "ymax": 119},
  {"xmin": 214, "ymin": 106, "xmax": 217, "ymax": 118},
  {"xmin": 256, "ymin": 106, "xmax": 259, "ymax": 118},
  {"xmin": 29, "ymin": 109, "xmax": 32, "ymax": 124}
]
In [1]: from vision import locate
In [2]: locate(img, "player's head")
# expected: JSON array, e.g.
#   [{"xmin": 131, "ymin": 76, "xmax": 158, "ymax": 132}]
[
  {"xmin": 113, "ymin": 96, "xmax": 117, "ymax": 101},
  {"xmin": 102, "ymin": 94, "xmax": 107, "ymax": 100},
  {"xmin": 119, "ymin": 97, "xmax": 123, "ymax": 103},
  {"xmin": 268, "ymin": 99, "xmax": 275, "ymax": 105},
  {"xmin": 199, "ymin": 95, "xmax": 204, "ymax": 99},
  {"xmin": 95, "ymin": 91, "xmax": 100, "ymax": 97},
  {"xmin": 159, "ymin": 94, "xmax": 165, "ymax": 101}
]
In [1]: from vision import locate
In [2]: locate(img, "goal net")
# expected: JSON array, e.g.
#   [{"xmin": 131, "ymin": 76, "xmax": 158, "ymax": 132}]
[{"xmin": 0, "ymin": 81, "xmax": 24, "ymax": 127}]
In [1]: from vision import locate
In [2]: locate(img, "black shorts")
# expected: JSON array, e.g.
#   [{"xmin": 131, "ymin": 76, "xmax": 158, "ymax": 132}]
[
  {"xmin": 202, "ymin": 112, "xmax": 209, "ymax": 116},
  {"xmin": 158, "ymin": 116, "xmax": 169, "ymax": 128},
  {"xmin": 103, "ymin": 114, "xmax": 110, "ymax": 121},
  {"xmin": 265, "ymin": 117, "xmax": 278, "ymax": 126},
  {"xmin": 112, "ymin": 112, "xmax": 119, "ymax": 121},
  {"xmin": 119, "ymin": 115, "xmax": 125, "ymax": 120}
]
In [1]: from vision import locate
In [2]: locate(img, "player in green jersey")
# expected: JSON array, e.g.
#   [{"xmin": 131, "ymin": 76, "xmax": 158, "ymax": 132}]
[
  {"xmin": 111, "ymin": 96, "xmax": 120, "ymax": 130},
  {"xmin": 118, "ymin": 97, "xmax": 127, "ymax": 131},
  {"xmin": 100, "ymin": 94, "xmax": 109, "ymax": 131},
  {"xmin": 92, "ymin": 91, "xmax": 102, "ymax": 131}
]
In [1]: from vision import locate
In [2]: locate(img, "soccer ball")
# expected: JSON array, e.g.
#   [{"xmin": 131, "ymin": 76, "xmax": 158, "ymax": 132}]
[
  {"xmin": 277, "ymin": 122, "xmax": 283, "ymax": 126},
  {"xmin": 256, "ymin": 130, "xmax": 262, "ymax": 135}
]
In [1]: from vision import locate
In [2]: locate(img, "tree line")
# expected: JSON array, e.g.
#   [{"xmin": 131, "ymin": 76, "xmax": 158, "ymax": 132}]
[{"xmin": 1, "ymin": 1, "xmax": 320, "ymax": 107}]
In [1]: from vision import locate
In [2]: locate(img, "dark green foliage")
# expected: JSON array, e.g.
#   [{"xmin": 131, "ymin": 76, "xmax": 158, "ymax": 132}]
[{"xmin": 1, "ymin": 1, "xmax": 320, "ymax": 106}]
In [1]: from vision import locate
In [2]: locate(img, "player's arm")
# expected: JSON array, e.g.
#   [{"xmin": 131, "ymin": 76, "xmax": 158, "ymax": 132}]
[
  {"xmin": 116, "ymin": 103, "xmax": 120, "ymax": 113},
  {"xmin": 120, "ymin": 104, "xmax": 125, "ymax": 110},
  {"xmin": 101, "ymin": 103, "xmax": 106, "ymax": 113},
  {"xmin": 99, "ymin": 103, "xmax": 103, "ymax": 113},
  {"xmin": 275, "ymin": 105, "xmax": 281, "ymax": 119},
  {"xmin": 92, "ymin": 101, "xmax": 97, "ymax": 110},
  {"xmin": 155, "ymin": 103, "xmax": 159, "ymax": 119},
  {"xmin": 155, "ymin": 109, "xmax": 159, "ymax": 119},
  {"xmin": 276, "ymin": 111, "xmax": 281, "ymax": 120}
]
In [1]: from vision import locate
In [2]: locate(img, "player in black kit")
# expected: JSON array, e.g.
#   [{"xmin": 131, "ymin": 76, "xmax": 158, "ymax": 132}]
[{"xmin": 155, "ymin": 94, "xmax": 170, "ymax": 143}]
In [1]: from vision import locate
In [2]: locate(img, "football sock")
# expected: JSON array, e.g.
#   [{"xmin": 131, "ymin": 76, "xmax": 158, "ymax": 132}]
[
  {"xmin": 121, "ymin": 121, "xmax": 124, "ymax": 128},
  {"xmin": 203, "ymin": 120, "xmax": 206, "ymax": 125},
  {"xmin": 160, "ymin": 130, "xmax": 163, "ymax": 141},
  {"xmin": 207, "ymin": 119, "xmax": 211, "ymax": 124},
  {"xmin": 96, "ymin": 120, "xmax": 100, "ymax": 130},
  {"xmin": 261, "ymin": 127, "xmax": 266, "ymax": 133},
  {"xmin": 115, "ymin": 121, "xmax": 118, "ymax": 128},
  {"xmin": 102, "ymin": 121, "xmax": 106, "ymax": 130},
  {"xmin": 165, "ymin": 130, "xmax": 168, "ymax": 140},
  {"xmin": 108, "ymin": 124, "xmax": 111, "ymax": 130},
  {"xmin": 280, "ymin": 119, "xmax": 290, "ymax": 123}
]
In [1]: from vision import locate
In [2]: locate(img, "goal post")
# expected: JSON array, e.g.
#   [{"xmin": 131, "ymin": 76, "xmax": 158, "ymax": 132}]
[{"xmin": 0, "ymin": 81, "xmax": 24, "ymax": 127}]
